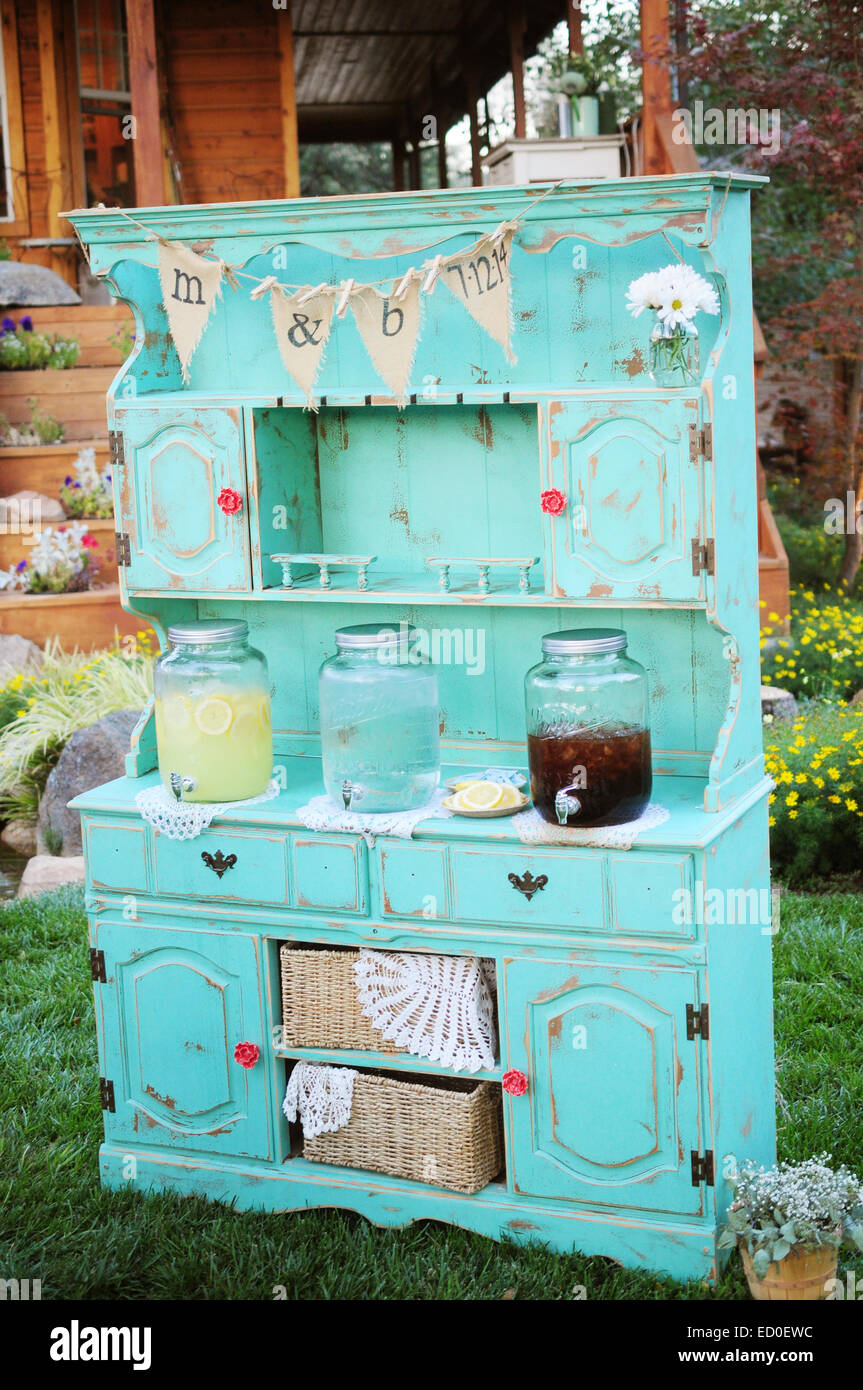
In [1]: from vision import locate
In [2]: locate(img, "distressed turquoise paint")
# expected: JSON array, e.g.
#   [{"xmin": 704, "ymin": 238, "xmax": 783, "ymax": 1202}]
[{"xmin": 69, "ymin": 176, "xmax": 775, "ymax": 1281}]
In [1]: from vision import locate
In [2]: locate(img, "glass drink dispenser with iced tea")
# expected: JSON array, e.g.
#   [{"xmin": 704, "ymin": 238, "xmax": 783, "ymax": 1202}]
[{"xmin": 525, "ymin": 627, "xmax": 652, "ymax": 827}]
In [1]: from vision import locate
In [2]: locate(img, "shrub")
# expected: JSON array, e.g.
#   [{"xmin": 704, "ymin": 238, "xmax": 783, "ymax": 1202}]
[
  {"xmin": 0, "ymin": 636, "xmax": 153, "ymax": 821},
  {"xmin": 761, "ymin": 587, "xmax": 863, "ymax": 701},
  {"xmin": 765, "ymin": 700, "xmax": 863, "ymax": 885}
]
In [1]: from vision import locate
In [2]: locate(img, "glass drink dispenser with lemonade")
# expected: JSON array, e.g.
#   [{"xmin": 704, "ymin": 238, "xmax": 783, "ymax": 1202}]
[{"xmin": 154, "ymin": 619, "xmax": 273, "ymax": 802}]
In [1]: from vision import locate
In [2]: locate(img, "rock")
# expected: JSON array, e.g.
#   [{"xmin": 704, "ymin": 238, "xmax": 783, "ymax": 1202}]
[
  {"xmin": 761, "ymin": 685, "xmax": 798, "ymax": 723},
  {"xmin": 0, "ymin": 489, "xmax": 66, "ymax": 525},
  {"xmin": 0, "ymin": 261, "xmax": 80, "ymax": 306},
  {"xmin": 37, "ymin": 708, "xmax": 141, "ymax": 856},
  {"xmin": 0, "ymin": 633, "xmax": 43, "ymax": 683},
  {"xmin": 1, "ymin": 818, "xmax": 37, "ymax": 856},
  {"xmin": 17, "ymin": 854, "xmax": 85, "ymax": 898},
  {"xmin": 851, "ymin": 689, "xmax": 863, "ymax": 708}
]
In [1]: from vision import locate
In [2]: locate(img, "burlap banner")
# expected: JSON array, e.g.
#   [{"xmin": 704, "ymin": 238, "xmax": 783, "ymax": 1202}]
[
  {"xmin": 437, "ymin": 226, "xmax": 517, "ymax": 363},
  {"xmin": 269, "ymin": 284, "xmax": 337, "ymax": 404},
  {"xmin": 157, "ymin": 242, "xmax": 225, "ymax": 383},
  {"xmin": 349, "ymin": 273, "xmax": 423, "ymax": 406}
]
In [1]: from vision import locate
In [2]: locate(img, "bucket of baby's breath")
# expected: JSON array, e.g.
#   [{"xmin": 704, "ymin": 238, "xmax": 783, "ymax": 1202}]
[{"xmin": 720, "ymin": 1154, "xmax": 863, "ymax": 1301}]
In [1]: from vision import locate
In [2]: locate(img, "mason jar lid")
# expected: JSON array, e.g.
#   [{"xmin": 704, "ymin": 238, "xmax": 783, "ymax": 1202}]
[
  {"xmin": 334, "ymin": 622, "xmax": 410, "ymax": 650},
  {"xmin": 541, "ymin": 627, "xmax": 627, "ymax": 656},
  {"xmin": 167, "ymin": 619, "xmax": 249, "ymax": 646}
]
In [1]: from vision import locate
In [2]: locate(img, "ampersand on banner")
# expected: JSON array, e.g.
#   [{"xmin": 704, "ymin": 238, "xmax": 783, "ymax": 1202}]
[{"xmin": 269, "ymin": 284, "xmax": 337, "ymax": 405}]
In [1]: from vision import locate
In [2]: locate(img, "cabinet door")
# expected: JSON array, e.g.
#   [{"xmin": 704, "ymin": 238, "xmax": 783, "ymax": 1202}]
[
  {"xmin": 545, "ymin": 395, "xmax": 705, "ymax": 602},
  {"xmin": 504, "ymin": 956, "xmax": 705, "ymax": 1215},
  {"xmin": 94, "ymin": 920, "xmax": 271, "ymax": 1160},
  {"xmin": 115, "ymin": 407, "xmax": 250, "ymax": 590}
]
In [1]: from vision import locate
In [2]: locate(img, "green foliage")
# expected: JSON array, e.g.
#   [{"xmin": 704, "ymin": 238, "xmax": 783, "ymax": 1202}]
[
  {"xmin": 0, "ymin": 886, "xmax": 859, "ymax": 1298},
  {"xmin": 0, "ymin": 239, "xmax": 11, "ymax": 260},
  {"xmin": 299, "ymin": 144, "xmax": 393, "ymax": 197},
  {"xmin": 764, "ymin": 701, "xmax": 863, "ymax": 887},
  {"xmin": 0, "ymin": 399, "xmax": 66, "ymax": 446},
  {"xmin": 0, "ymin": 638, "xmax": 152, "ymax": 822}
]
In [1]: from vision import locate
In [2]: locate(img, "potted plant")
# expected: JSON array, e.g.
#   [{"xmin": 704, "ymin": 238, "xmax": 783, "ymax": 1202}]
[
  {"xmin": 60, "ymin": 445, "xmax": 114, "ymax": 520},
  {"xmin": 0, "ymin": 521, "xmax": 101, "ymax": 596},
  {"xmin": 0, "ymin": 315, "xmax": 79, "ymax": 370},
  {"xmin": 720, "ymin": 1154, "xmax": 863, "ymax": 1301},
  {"xmin": 559, "ymin": 56, "xmax": 601, "ymax": 137}
]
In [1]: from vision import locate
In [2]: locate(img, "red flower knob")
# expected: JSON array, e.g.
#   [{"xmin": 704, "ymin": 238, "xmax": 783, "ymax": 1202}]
[
  {"xmin": 233, "ymin": 1041, "xmax": 260, "ymax": 1069},
  {"xmin": 502, "ymin": 1069, "xmax": 528, "ymax": 1097},
  {"xmin": 218, "ymin": 487, "xmax": 243, "ymax": 516},
  {"xmin": 540, "ymin": 488, "xmax": 566, "ymax": 516}
]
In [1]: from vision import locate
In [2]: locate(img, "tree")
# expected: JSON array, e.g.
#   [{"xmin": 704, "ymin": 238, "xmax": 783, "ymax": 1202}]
[{"xmin": 674, "ymin": 1, "xmax": 863, "ymax": 589}]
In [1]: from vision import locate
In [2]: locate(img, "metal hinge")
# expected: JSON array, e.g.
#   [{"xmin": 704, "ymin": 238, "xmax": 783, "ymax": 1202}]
[
  {"xmin": 691, "ymin": 1150, "xmax": 715, "ymax": 1187},
  {"xmin": 688, "ymin": 422, "xmax": 713, "ymax": 461},
  {"xmin": 691, "ymin": 537, "xmax": 715, "ymax": 576},
  {"xmin": 686, "ymin": 1002, "xmax": 710, "ymax": 1041},
  {"xmin": 108, "ymin": 429, "xmax": 125, "ymax": 468},
  {"xmin": 115, "ymin": 532, "xmax": 131, "ymax": 566},
  {"xmin": 99, "ymin": 1077, "xmax": 115, "ymax": 1113},
  {"xmin": 89, "ymin": 947, "xmax": 106, "ymax": 983}
]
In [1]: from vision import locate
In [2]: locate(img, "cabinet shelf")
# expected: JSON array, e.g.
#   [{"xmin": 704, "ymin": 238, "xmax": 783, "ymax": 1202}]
[
  {"xmin": 128, "ymin": 582, "xmax": 708, "ymax": 609},
  {"xmin": 273, "ymin": 1039, "xmax": 503, "ymax": 1083}
]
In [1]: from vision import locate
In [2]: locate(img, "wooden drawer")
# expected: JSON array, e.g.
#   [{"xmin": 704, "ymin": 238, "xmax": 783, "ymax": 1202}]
[
  {"xmin": 451, "ymin": 846, "xmax": 604, "ymax": 930},
  {"xmin": 85, "ymin": 820, "xmax": 149, "ymax": 894},
  {"xmin": 379, "ymin": 842, "xmax": 450, "ymax": 918},
  {"xmin": 291, "ymin": 835, "xmax": 369, "ymax": 914},
  {"xmin": 154, "ymin": 827, "xmax": 289, "ymax": 905},
  {"xmin": 609, "ymin": 853, "xmax": 697, "ymax": 937}
]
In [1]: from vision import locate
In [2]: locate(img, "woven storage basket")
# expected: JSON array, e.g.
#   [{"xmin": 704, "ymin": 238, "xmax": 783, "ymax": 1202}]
[
  {"xmin": 280, "ymin": 945, "xmax": 401, "ymax": 1053},
  {"xmin": 301, "ymin": 1070, "xmax": 504, "ymax": 1194}
]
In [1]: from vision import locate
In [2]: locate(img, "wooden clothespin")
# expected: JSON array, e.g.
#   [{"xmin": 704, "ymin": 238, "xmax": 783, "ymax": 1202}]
[
  {"xmin": 422, "ymin": 255, "xmax": 444, "ymax": 294},
  {"xmin": 250, "ymin": 275, "xmax": 278, "ymax": 300},
  {"xmin": 335, "ymin": 279, "xmax": 356, "ymax": 317}
]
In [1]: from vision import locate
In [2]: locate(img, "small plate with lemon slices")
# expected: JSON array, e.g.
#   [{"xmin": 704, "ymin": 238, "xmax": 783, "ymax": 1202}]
[{"xmin": 443, "ymin": 779, "xmax": 530, "ymax": 818}]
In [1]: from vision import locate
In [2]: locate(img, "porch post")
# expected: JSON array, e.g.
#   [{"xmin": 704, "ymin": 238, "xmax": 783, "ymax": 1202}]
[
  {"xmin": 125, "ymin": 0, "xmax": 165, "ymax": 205},
  {"xmin": 508, "ymin": 3, "xmax": 527, "ymax": 139},
  {"xmin": 639, "ymin": 0, "xmax": 673, "ymax": 175},
  {"xmin": 277, "ymin": 0, "xmax": 300, "ymax": 198}
]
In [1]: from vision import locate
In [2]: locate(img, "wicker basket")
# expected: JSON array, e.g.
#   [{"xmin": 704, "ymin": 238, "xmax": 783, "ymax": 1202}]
[
  {"xmin": 300, "ymin": 1069, "xmax": 504, "ymax": 1194},
  {"xmin": 280, "ymin": 945, "xmax": 402, "ymax": 1054}
]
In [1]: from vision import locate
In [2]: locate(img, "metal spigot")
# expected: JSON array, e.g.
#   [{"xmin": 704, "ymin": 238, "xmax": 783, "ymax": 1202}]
[
  {"xmin": 341, "ymin": 779, "xmax": 354, "ymax": 810},
  {"xmin": 169, "ymin": 772, "xmax": 198, "ymax": 802},
  {"xmin": 555, "ymin": 784, "xmax": 582, "ymax": 825}
]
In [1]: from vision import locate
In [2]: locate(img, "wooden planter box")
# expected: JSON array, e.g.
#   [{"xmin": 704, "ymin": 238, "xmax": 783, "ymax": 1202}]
[
  {"xmin": 0, "ymin": 366, "xmax": 114, "ymax": 441},
  {"xmin": 0, "ymin": 586, "xmax": 150, "ymax": 651},
  {"xmin": 0, "ymin": 517, "xmax": 118, "ymax": 584},
  {"xmin": 26, "ymin": 305, "xmax": 133, "ymax": 369},
  {"xmin": 0, "ymin": 440, "xmax": 111, "ymax": 498}
]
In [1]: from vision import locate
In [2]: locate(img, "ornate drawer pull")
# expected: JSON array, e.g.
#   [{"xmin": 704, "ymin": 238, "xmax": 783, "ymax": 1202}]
[
  {"xmin": 202, "ymin": 850, "xmax": 237, "ymax": 879},
  {"xmin": 508, "ymin": 870, "xmax": 548, "ymax": 901}
]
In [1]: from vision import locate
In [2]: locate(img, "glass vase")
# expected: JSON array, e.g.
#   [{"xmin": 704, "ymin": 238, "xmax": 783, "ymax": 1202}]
[{"xmin": 649, "ymin": 322, "xmax": 699, "ymax": 387}]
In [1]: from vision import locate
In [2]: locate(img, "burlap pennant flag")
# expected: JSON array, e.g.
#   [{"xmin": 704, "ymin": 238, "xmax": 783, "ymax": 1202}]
[
  {"xmin": 349, "ymin": 274, "xmax": 422, "ymax": 405},
  {"xmin": 269, "ymin": 285, "xmax": 336, "ymax": 405},
  {"xmin": 438, "ymin": 225, "xmax": 517, "ymax": 363},
  {"xmin": 157, "ymin": 242, "xmax": 225, "ymax": 383}
]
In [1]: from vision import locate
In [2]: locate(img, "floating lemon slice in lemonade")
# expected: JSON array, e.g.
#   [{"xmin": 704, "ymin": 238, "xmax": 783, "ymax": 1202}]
[{"xmin": 194, "ymin": 696, "xmax": 234, "ymax": 736}]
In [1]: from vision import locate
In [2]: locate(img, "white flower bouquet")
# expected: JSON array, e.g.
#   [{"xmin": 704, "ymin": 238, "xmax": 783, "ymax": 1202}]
[{"xmin": 626, "ymin": 263, "xmax": 720, "ymax": 385}]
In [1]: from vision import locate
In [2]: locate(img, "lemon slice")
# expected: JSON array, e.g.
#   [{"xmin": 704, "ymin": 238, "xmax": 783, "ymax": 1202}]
[
  {"xmin": 229, "ymin": 709, "xmax": 259, "ymax": 743},
  {"xmin": 159, "ymin": 695, "xmax": 194, "ymax": 735},
  {"xmin": 497, "ymin": 783, "xmax": 523, "ymax": 809},
  {"xmin": 194, "ymin": 696, "xmax": 233, "ymax": 736},
  {"xmin": 459, "ymin": 780, "xmax": 504, "ymax": 811}
]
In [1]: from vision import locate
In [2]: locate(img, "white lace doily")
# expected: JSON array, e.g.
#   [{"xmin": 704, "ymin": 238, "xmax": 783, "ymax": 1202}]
[
  {"xmin": 511, "ymin": 802, "xmax": 670, "ymax": 850},
  {"xmin": 294, "ymin": 786, "xmax": 452, "ymax": 846},
  {"xmin": 354, "ymin": 950, "xmax": 496, "ymax": 1074},
  {"xmin": 135, "ymin": 778, "xmax": 281, "ymax": 840},
  {"xmin": 282, "ymin": 1062, "xmax": 357, "ymax": 1138}
]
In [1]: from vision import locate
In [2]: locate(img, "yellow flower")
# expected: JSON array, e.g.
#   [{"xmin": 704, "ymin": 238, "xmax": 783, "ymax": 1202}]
[
  {"xmin": 15, "ymin": 708, "xmax": 25, "ymax": 717},
  {"xmin": 785, "ymin": 791, "xmax": 799, "ymax": 807},
  {"xmin": 828, "ymin": 794, "xmax": 841, "ymax": 804},
  {"xmin": 845, "ymin": 799, "xmax": 858, "ymax": 812},
  {"xmin": 788, "ymin": 810, "xmax": 798, "ymax": 819}
]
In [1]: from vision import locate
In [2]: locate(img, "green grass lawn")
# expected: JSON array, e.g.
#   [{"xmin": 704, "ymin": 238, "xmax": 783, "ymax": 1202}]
[{"xmin": 1, "ymin": 887, "xmax": 861, "ymax": 1301}]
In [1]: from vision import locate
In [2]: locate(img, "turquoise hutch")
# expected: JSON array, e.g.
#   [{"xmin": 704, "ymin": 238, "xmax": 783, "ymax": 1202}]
[{"xmin": 69, "ymin": 174, "xmax": 775, "ymax": 1283}]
